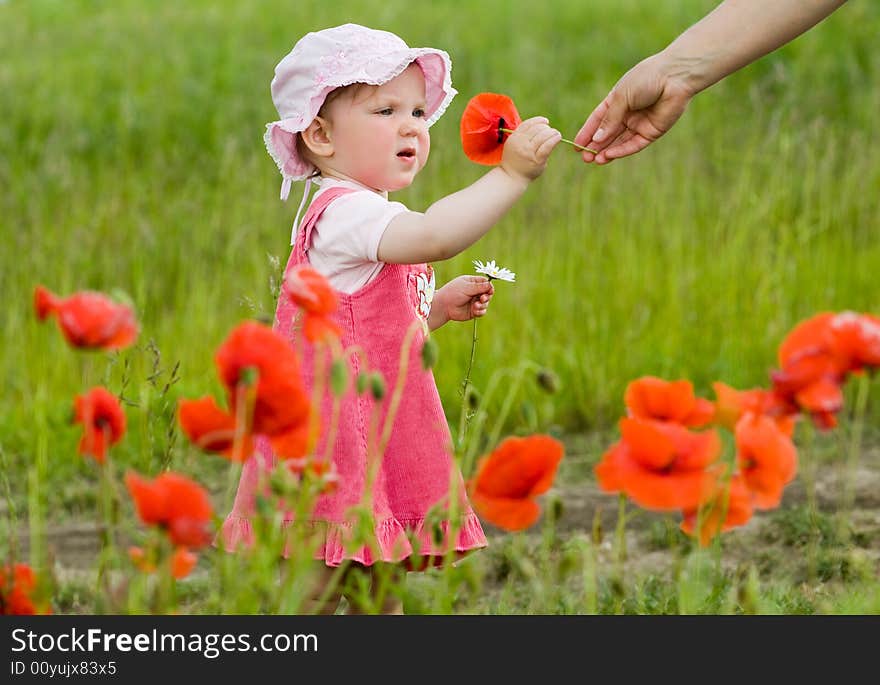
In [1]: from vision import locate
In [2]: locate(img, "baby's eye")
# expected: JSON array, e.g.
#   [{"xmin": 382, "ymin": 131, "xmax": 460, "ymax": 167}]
[
  {"xmin": 377, "ymin": 107, "xmax": 393, "ymax": 115},
  {"xmin": 412, "ymin": 108, "xmax": 426, "ymax": 118}
]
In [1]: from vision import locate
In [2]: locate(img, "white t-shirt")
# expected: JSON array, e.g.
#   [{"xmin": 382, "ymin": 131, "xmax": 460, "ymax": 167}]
[{"xmin": 303, "ymin": 178, "xmax": 410, "ymax": 294}]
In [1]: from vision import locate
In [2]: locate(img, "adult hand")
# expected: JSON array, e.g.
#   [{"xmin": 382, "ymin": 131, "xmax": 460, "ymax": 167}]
[{"xmin": 574, "ymin": 53, "xmax": 694, "ymax": 165}]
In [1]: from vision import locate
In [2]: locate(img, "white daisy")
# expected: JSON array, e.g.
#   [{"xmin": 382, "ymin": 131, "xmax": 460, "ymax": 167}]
[{"xmin": 473, "ymin": 259, "xmax": 516, "ymax": 283}]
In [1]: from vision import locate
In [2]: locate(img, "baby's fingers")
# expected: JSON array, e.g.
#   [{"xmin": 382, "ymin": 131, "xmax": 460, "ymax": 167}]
[{"xmin": 534, "ymin": 128, "xmax": 562, "ymax": 160}]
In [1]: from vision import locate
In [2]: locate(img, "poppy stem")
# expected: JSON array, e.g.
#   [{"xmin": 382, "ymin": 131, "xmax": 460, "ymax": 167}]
[{"xmin": 499, "ymin": 128, "xmax": 598, "ymax": 154}]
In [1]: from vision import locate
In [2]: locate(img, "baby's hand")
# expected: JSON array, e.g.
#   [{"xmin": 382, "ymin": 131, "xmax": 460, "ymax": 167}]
[
  {"xmin": 500, "ymin": 117, "xmax": 562, "ymax": 183},
  {"xmin": 429, "ymin": 276, "xmax": 494, "ymax": 330}
]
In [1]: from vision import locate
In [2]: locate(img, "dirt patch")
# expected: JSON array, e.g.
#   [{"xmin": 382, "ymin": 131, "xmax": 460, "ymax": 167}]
[{"xmin": 12, "ymin": 444, "xmax": 880, "ymax": 591}]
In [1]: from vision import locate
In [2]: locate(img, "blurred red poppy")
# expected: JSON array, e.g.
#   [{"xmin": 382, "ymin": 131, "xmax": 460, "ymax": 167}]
[
  {"xmin": 735, "ymin": 412, "xmax": 797, "ymax": 509},
  {"xmin": 177, "ymin": 396, "xmax": 255, "ymax": 462},
  {"xmin": 170, "ymin": 547, "xmax": 198, "ymax": 579},
  {"xmin": 711, "ymin": 381, "xmax": 794, "ymax": 435},
  {"xmin": 595, "ymin": 417, "xmax": 721, "ymax": 511},
  {"xmin": 283, "ymin": 266, "xmax": 343, "ymax": 343},
  {"xmin": 468, "ymin": 434, "xmax": 564, "ymax": 531},
  {"xmin": 625, "ymin": 376, "xmax": 714, "ymax": 427},
  {"xmin": 34, "ymin": 285, "xmax": 138, "ymax": 351},
  {"xmin": 73, "ymin": 387, "xmax": 126, "ymax": 463},
  {"xmin": 0, "ymin": 563, "xmax": 51, "ymax": 615},
  {"xmin": 460, "ymin": 92, "xmax": 522, "ymax": 165},
  {"xmin": 680, "ymin": 473, "xmax": 753, "ymax": 547},
  {"xmin": 125, "ymin": 471, "xmax": 214, "ymax": 548},
  {"xmin": 827, "ymin": 311, "xmax": 880, "ymax": 374},
  {"xmin": 214, "ymin": 321, "xmax": 311, "ymax": 436}
]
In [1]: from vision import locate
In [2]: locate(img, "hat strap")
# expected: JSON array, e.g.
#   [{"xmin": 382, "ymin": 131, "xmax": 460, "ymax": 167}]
[
  {"xmin": 289, "ymin": 177, "xmax": 313, "ymax": 245},
  {"xmin": 280, "ymin": 176, "xmax": 292, "ymax": 201}
]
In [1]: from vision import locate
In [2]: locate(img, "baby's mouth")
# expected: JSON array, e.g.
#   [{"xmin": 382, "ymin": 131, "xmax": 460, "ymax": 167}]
[{"xmin": 397, "ymin": 148, "xmax": 416, "ymax": 158}]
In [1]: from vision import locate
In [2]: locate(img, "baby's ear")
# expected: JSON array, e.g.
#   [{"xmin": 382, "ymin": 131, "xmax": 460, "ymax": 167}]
[{"xmin": 299, "ymin": 117, "xmax": 334, "ymax": 158}]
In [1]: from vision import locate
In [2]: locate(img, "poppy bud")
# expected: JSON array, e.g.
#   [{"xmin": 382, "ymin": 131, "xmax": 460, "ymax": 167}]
[
  {"xmin": 330, "ymin": 358, "xmax": 348, "ymax": 396},
  {"xmin": 421, "ymin": 336, "xmax": 438, "ymax": 370},
  {"xmin": 466, "ymin": 386, "xmax": 480, "ymax": 410},
  {"xmin": 536, "ymin": 368, "xmax": 559, "ymax": 394},
  {"xmin": 549, "ymin": 495, "xmax": 564, "ymax": 524},
  {"xmin": 370, "ymin": 372, "xmax": 386, "ymax": 401},
  {"xmin": 355, "ymin": 372, "xmax": 369, "ymax": 395}
]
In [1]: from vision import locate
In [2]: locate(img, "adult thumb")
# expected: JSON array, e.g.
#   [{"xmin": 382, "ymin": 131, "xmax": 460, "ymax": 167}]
[{"xmin": 590, "ymin": 88, "xmax": 628, "ymax": 145}]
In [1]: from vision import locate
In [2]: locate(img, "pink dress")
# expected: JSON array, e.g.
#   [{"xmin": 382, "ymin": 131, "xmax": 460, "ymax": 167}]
[{"xmin": 220, "ymin": 187, "xmax": 487, "ymax": 568}]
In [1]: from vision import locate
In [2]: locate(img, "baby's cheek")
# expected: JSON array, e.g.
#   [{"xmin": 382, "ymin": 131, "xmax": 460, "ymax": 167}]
[{"xmin": 418, "ymin": 133, "xmax": 430, "ymax": 168}]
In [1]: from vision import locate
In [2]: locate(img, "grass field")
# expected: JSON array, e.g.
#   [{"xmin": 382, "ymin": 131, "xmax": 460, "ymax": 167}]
[{"xmin": 1, "ymin": 0, "xmax": 879, "ymax": 614}]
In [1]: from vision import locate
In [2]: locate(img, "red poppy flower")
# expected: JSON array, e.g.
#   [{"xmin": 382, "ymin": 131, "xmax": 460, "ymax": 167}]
[
  {"xmin": 827, "ymin": 311, "xmax": 880, "ymax": 374},
  {"xmin": 128, "ymin": 546, "xmax": 157, "ymax": 574},
  {"xmin": 680, "ymin": 473, "xmax": 753, "ymax": 547},
  {"xmin": 34, "ymin": 285, "xmax": 139, "ymax": 351},
  {"xmin": 771, "ymin": 348, "xmax": 843, "ymax": 430},
  {"xmin": 711, "ymin": 382, "xmax": 794, "ymax": 435},
  {"xmin": 595, "ymin": 417, "xmax": 721, "ymax": 511},
  {"xmin": 735, "ymin": 413, "xmax": 797, "ymax": 509},
  {"xmin": 177, "ymin": 396, "xmax": 255, "ymax": 462},
  {"xmin": 214, "ymin": 321, "xmax": 311, "ymax": 436},
  {"xmin": 73, "ymin": 387, "xmax": 126, "ymax": 463},
  {"xmin": 460, "ymin": 92, "xmax": 522, "ymax": 165},
  {"xmin": 0, "ymin": 563, "xmax": 51, "ymax": 615},
  {"xmin": 269, "ymin": 421, "xmax": 311, "ymax": 461},
  {"xmin": 170, "ymin": 547, "xmax": 198, "ymax": 579},
  {"xmin": 468, "ymin": 434, "xmax": 564, "ymax": 531},
  {"xmin": 625, "ymin": 376, "xmax": 714, "ymax": 427},
  {"xmin": 125, "ymin": 471, "xmax": 214, "ymax": 548},
  {"xmin": 777, "ymin": 312, "xmax": 836, "ymax": 369},
  {"xmin": 283, "ymin": 266, "xmax": 343, "ymax": 343}
]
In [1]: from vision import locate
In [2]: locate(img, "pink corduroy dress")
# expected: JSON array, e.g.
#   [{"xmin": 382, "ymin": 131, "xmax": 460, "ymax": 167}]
[{"xmin": 220, "ymin": 187, "xmax": 487, "ymax": 568}]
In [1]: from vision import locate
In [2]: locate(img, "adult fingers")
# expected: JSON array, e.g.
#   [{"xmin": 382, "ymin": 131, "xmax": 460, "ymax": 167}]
[{"xmin": 578, "ymin": 89, "xmax": 629, "ymax": 163}]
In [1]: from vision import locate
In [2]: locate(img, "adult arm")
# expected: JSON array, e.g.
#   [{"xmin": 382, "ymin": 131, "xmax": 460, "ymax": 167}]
[{"xmin": 575, "ymin": 0, "xmax": 848, "ymax": 164}]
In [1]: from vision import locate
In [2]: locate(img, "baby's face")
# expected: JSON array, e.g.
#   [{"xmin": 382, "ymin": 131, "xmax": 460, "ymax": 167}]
[{"xmin": 322, "ymin": 64, "xmax": 430, "ymax": 192}]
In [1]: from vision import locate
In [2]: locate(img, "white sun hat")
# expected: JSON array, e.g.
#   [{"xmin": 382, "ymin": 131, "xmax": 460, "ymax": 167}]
[{"xmin": 265, "ymin": 23, "xmax": 457, "ymax": 202}]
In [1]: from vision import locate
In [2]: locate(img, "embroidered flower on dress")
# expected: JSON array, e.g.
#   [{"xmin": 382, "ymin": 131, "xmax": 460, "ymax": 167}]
[
  {"xmin": 473, "ymin": 259, "xmax": 515, "ymax": 283},
  {"xmin": 415, "ymin": 267, "xmax": 436, "ymax": 320}
]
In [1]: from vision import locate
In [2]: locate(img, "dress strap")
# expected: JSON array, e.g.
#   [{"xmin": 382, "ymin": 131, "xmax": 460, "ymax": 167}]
[{"xmin": 291, "ymin": 186, "xmax": 358, "ymax": 261}]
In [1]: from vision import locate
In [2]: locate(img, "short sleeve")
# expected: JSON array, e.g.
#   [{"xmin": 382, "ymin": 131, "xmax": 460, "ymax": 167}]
[{"xmin": 312, "ymin": 190, "xmax": 409, "ymax": 264}]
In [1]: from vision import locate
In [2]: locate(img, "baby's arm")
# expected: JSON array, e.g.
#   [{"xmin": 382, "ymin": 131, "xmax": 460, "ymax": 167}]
[
  {"xmin": 377, "ymin": 117, "xmax": 561, "ymax": 265},
  {"xmin": 428, "ymin": 275, "xmax": 494, "ymax": 331}
]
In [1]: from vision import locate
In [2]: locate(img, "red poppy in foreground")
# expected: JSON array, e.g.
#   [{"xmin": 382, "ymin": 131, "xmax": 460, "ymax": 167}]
[
  {"xmin": 129, "ymin": 545, "xmax": 198, "ymax": 579},
  {"xmin": 0, "ymin": 563, "xmax": 51, "ymax": 615},
  {"xmin": 595, "ymin": 417, "xmax": 721, "ymax": 511},
  {"xmin": 625, "ymin": 376, "xmax": 714, "ymax": 427},
  {"xmin": 177, "ymin": 396, "xmax": 255, "ymax": 462},
  {"xmin": 711, "ymin": 381, "xmax": 794, "ymax": 435},
  {"xmin": 735, "ymin": 413, "xmax": 797, "ymax": 509},
  {"xmin": 680, "ymin": 473, "xmax": 753, "ymax": 547},
  {"xmin": 282, "ymin": 266, "xmax": 342, "ymax": 343},
  {"xmin": 34, "ymin": 285, "xmax": 139, "ymax": 351},
  {"xmin": 460, "ymin": 92, "xmax": 522, "ymax": 165},
  {"xmin": 214, "ymin": 321, "xmax": 311, "ymax": 437},
  {"xmin": 73, "ymin": 387, "xmax": 127, "ymax": 463},
  {"xmin": 468, "ymin": 434, "xmax": 564, "ymax": 531},
  {"xmin": 125, "ymin": 471, "xmax": 214, "ymax": 548},
  {"xmin": 827, "ymin": 311, "xmax": 880, "ymax": 375}
]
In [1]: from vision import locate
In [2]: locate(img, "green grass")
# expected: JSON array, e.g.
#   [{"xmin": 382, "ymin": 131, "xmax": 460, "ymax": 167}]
[{"xmin": 1, "ymin": 0, "xmax": 879, "ymax": 613}]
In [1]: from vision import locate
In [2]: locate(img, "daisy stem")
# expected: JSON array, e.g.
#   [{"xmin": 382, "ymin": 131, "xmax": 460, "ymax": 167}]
[
  {"xmin": 499, "ymin": 128, "xmax": 597, "ymax": 154},
  {"xmin": 457, "ymin": 317, "xmax": 478, "ymax": 447}
]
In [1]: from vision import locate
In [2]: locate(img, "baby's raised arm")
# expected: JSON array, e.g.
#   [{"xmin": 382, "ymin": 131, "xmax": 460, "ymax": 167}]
[{"xmin": 377, "ymin": 117, "xmax": 561, "ymax": 265}]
